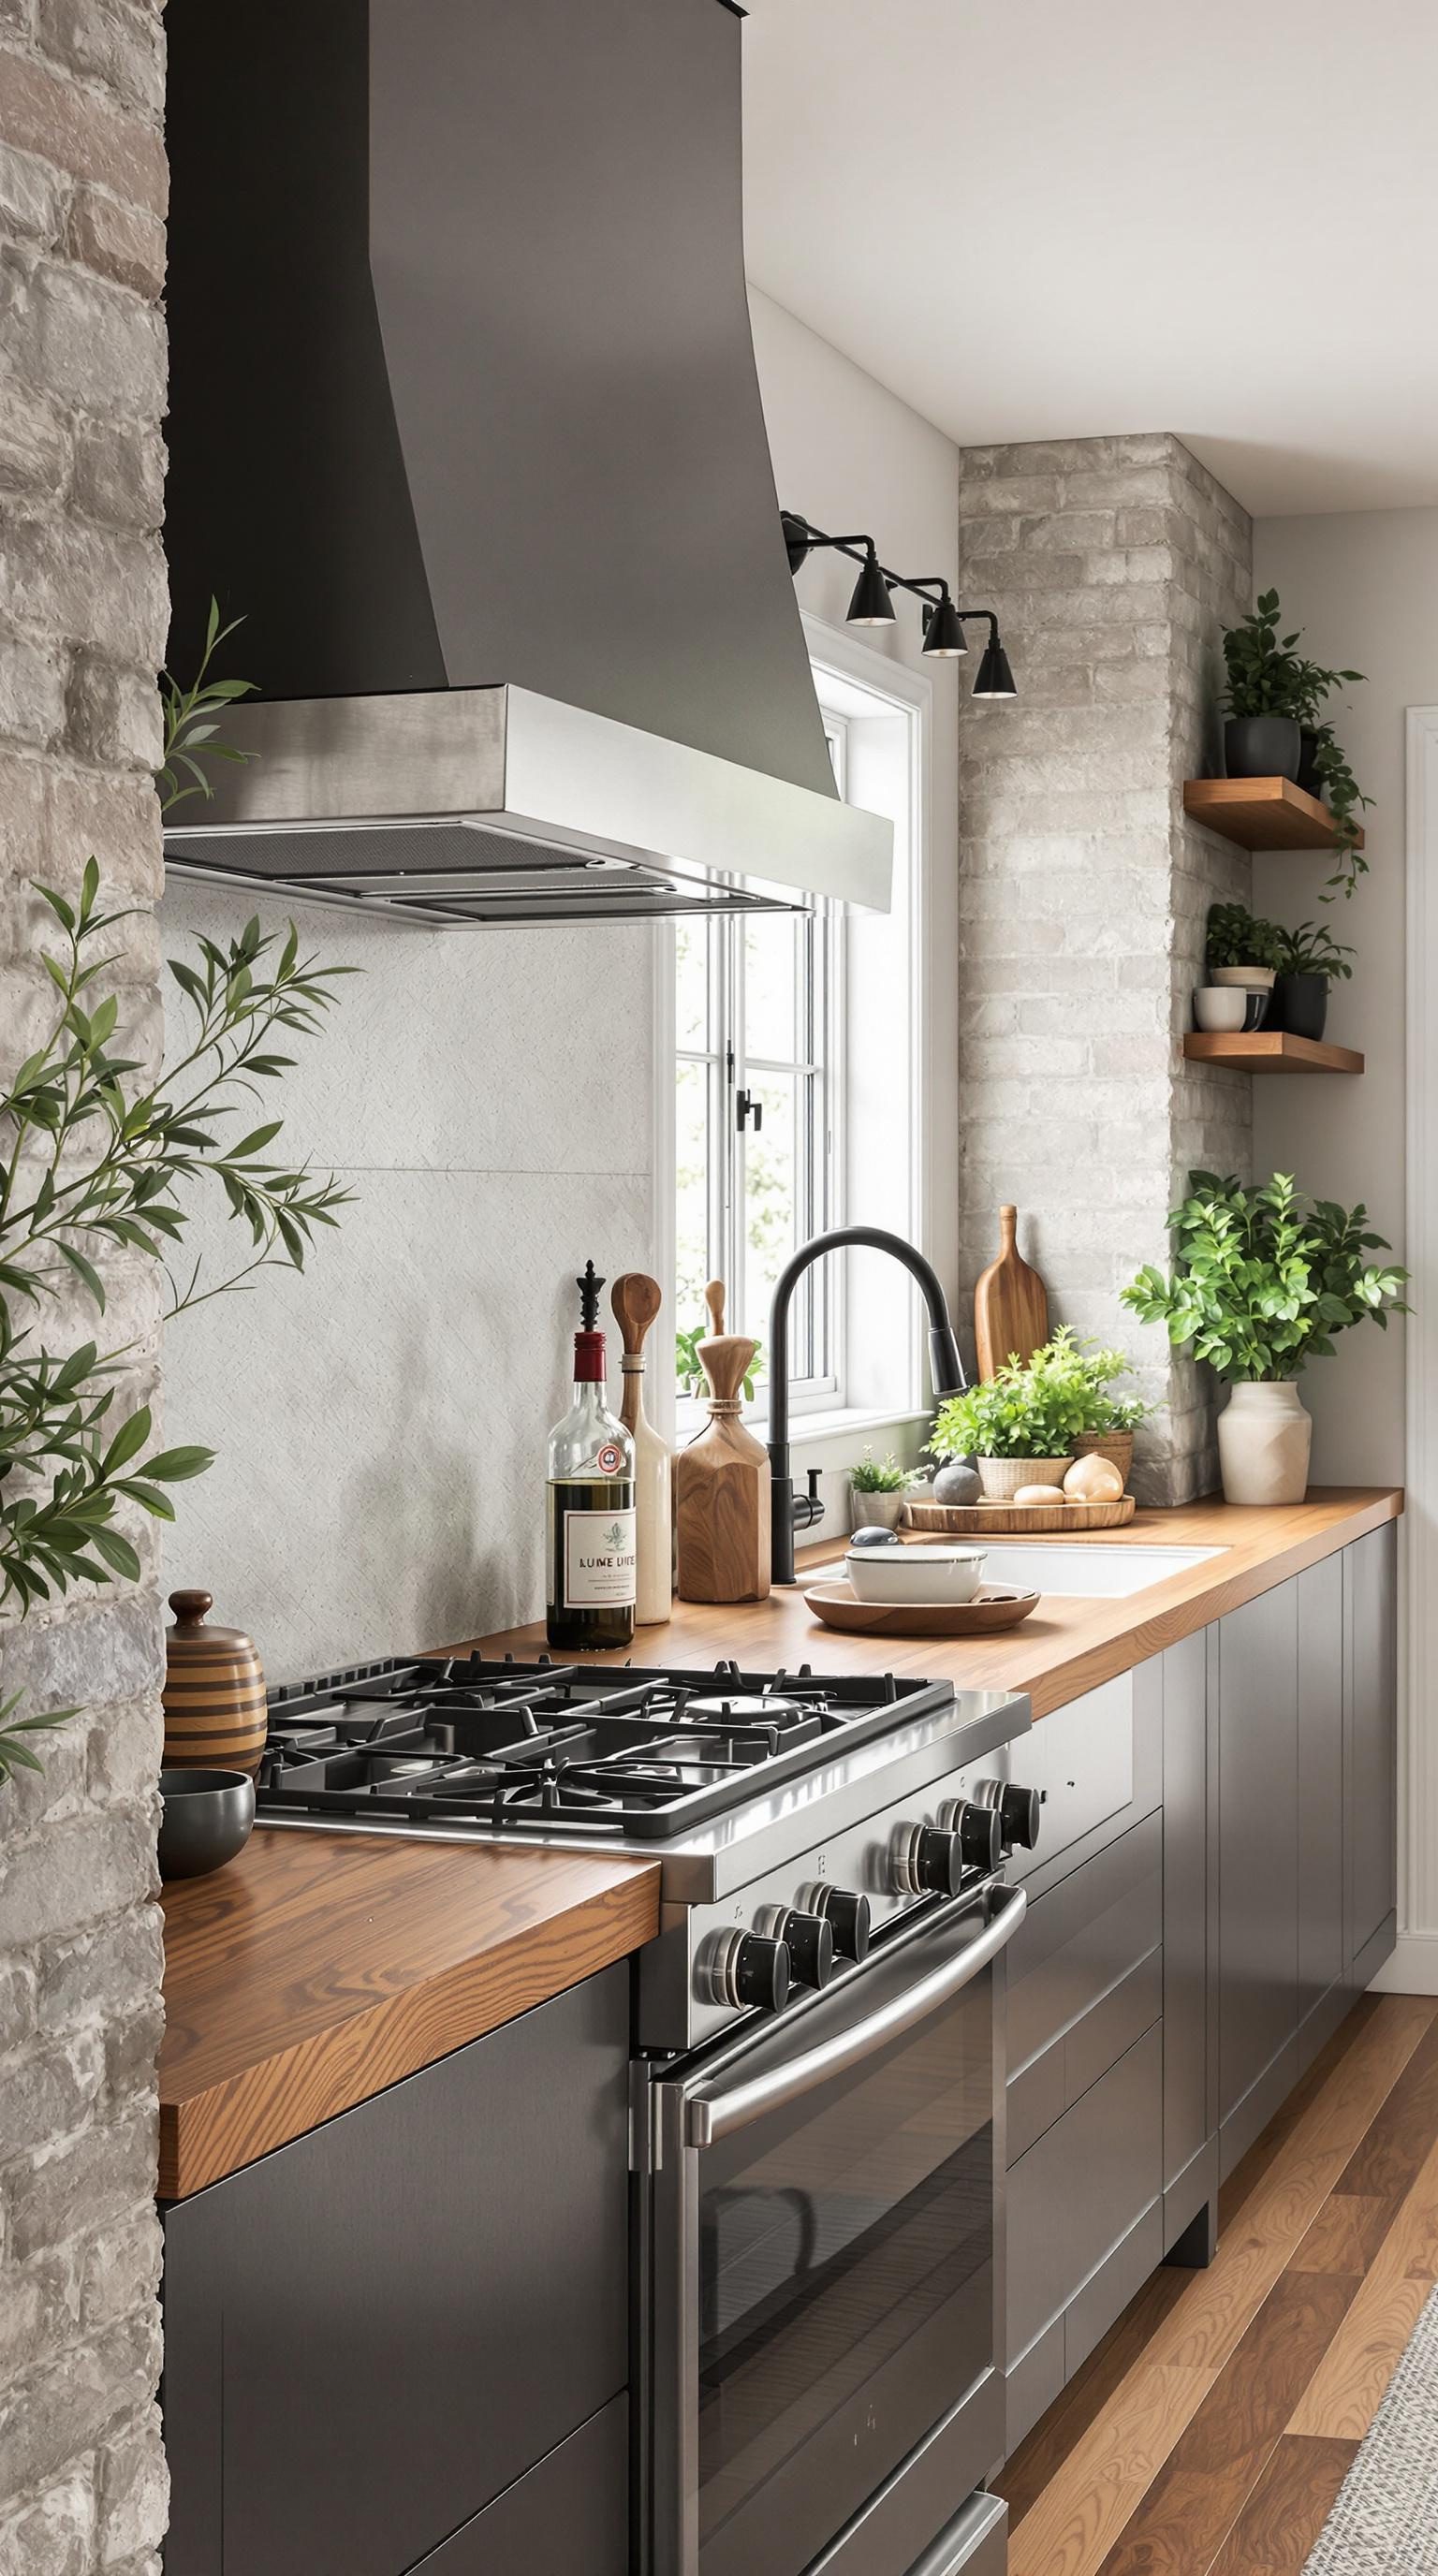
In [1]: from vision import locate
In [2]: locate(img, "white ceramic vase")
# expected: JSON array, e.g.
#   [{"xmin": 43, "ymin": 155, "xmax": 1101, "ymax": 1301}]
[
  {"xmin": 850, "ymin": 1488, "xmax": 905, "ymax": 1531},
  {"xmin": 1216, "ymin": 1382, "xmax": 1313, "ymax": 1506}
]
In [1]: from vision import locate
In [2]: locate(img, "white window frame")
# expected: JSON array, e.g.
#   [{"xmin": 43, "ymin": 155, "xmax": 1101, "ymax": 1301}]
[{"xmin": 652, "ymin": 621, "xmax": 932, "ymax": 1462}]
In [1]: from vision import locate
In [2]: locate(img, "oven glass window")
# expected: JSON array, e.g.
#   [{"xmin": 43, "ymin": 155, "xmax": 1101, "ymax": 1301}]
[{"xmin": 695, "ymin": 1964, "xmax": 995, "ymax": 2576}]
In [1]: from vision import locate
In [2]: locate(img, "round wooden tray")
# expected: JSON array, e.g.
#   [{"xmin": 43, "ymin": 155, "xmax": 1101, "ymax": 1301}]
[
  {"xmin": 803, "ymin": 1582, "xmax": 1043, "ymax": 1637},
  {"xmin": 904, "ymin": 1495, "xmax": 1136, "ymax": 1536}
]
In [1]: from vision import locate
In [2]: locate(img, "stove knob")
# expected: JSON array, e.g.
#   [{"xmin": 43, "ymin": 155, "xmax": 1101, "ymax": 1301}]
[
  {"xmin": 891, "ymin": 1822, "xmax": 964, "ymax": 1898},
  {"xmin": 794, "ymin": 1882, "xmax": 872, "ymax": 1961},
  {"xmin": 756, "ymin": 1906, "xmax": 834, "ymax": 1991},
  {"xmin": 697, "ymin": 1927, "xmax": 790, "ymax": 2013},
  {"xmin": 998, "ymin": 1782, "xmax": 1041, "ymax": 1852}
]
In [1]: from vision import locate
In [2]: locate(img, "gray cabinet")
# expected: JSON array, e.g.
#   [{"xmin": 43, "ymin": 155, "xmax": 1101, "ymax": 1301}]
[
  {"xmin": 1297, "ymin": 1559, "xmax": 1345, "ymax": 2066},
  {"xmin": 162, "ymin": 1965, "xmax": 631, "ymax": 2576},
  {"xmin": 1216, "ymin": 1579, "xmax": 1299, "ymax": 2174},
  {"xmin": 1345, "ymin": 1524, "xmax": 1399, "ymax": 1978},
  {"xmin": 1161, "ymin": 1627, "xmax": 1213, "ymax": 2245}
]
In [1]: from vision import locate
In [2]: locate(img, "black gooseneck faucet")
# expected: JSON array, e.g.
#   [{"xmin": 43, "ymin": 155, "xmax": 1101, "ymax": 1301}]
[{"xmin": 767, "ymin": 1226, "xmax": 968, "ymax": 1586}]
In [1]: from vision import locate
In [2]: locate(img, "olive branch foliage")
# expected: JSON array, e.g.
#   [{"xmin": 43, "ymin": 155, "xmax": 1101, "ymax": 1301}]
[{"xmin": 0, "ymin": 608, "xmax": 353, "ymax": 1784}]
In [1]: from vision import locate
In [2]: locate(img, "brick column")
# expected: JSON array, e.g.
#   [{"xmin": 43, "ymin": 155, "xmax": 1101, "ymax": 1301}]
[
  {"xmin": 956, "ymin": 433, "xmax": 1253, "ymax": 1501},
  {"xmin": 0, "ymin": 6, "xmax": 169, "ymax": 2568}
]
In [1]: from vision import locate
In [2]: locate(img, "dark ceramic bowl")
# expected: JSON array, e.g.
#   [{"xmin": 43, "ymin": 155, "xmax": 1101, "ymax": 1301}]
[{"xmin": 158, "ymin": 1767, "xmax": 256, "ymax": 1881}]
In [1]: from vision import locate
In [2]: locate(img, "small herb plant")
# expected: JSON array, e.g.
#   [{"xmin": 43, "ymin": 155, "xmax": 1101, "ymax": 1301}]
[
  {"xmin": 1272, "ymin": 920, "xmax": 1355, "ymax": 985},
  {"xmin": 675, "ymin": 1325, "xmax": 763, "ymax": 1403},
  {"xmin": 1206, "ymin": 903, "xmax": 1284, "ymax": 973},
  {"xmin": 929, "ymin": 1325, "xmax": 1151, "ymax": 1466},
  {"xmin": 849, "ymin": 1448, "xmax": 918, "ymax": 1494},
  {"xmin": 0, "ymin": 610, "xmax": 353, "ymax": 1789},
  {"xmin": 1122, "ymin": 1171, "xmax": 1408, "ymax": 1383},
  {"xmin": 1220, "ymin": 589, "xmax": 1371, "ymax": 901}
]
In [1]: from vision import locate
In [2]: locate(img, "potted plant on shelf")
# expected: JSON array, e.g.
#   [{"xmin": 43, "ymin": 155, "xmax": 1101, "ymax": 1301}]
[
  {"xmin": 1122, "ymin": 1171, "xmax": 1408, "ymax": 1505},
  {"xmin": 1219, "ymin": 590, "xmax": 1371, "ymax": 900},
  {"xmin": 1197, "ymin": 903, "xmax": 1284, "ymax": 1031},
  {"xmin": 847, "ymin": 1448, "xmax": 920, "ymax": 1531},
  {"xmin": 1270, "ymin": 919, "xmax": 1355, "ymax": 1042}
]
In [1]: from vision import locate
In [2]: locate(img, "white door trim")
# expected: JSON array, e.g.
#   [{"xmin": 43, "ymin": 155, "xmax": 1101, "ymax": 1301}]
[{"xmin": 1372, "ymin": 707, "xmax": 1437, "ymax": 1990}]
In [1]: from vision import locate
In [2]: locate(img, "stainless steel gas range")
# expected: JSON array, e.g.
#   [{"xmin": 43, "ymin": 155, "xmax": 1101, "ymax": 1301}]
[{"xmin": 253, "ymin": 1651, "xmax": 1038, "ymax": 2576}]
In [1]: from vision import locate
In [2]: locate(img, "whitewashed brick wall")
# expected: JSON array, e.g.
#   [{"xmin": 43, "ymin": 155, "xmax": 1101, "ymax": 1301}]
[
  {"xmin": 0, "ymin": 4, "xmax": 168, "ymax": 2568},
  {"xmin": 957, "ymin": 432, "xmax": 1253, "ymax": 1500}
]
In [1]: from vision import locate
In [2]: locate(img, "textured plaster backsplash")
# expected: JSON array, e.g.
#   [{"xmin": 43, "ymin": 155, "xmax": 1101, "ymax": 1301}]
[{"xmin": 158, "ymin": 884, "xmax": 656, "ymax": 1678}]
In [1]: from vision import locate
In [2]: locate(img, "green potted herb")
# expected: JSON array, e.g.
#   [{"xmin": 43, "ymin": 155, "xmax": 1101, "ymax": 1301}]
[
  {"xmin": 1219, "ymin": 590, "xmax": 1371, "ymax": 900},
  {"xmin": 848, "ymin": 1448, "xmax": 920, "ymax": 1531},
  {"xmin": 1270, "ymin": 920, "xmax": 1355, "ymax": 1043},
  {"xmin": 1197, "ymin": 903, "xmax": 1284, "ymax": 1032},
  {"xmin": 1122, "ymin": 1172, "xmax": 1408, "ymax": 1505}
]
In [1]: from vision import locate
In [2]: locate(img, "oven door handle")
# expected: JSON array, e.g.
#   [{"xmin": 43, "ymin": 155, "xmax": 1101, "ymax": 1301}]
[{"xmin": 683, "ymin": 1882, "xmax": 1026, "ymax": 2148}]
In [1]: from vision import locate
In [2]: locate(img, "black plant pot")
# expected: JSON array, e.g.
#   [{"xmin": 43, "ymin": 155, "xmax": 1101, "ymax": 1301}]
[
  {"xmin": 1297, "ymin": 727, "xmax": 1325, "ymax": 798},
  {"xmin": 1272, "ymin": 973, "xmax": 1329, "ymax": 1042},
  {"xmin": 1225, "ymin": 715, "xmax": 1301, "ymax": 782}
]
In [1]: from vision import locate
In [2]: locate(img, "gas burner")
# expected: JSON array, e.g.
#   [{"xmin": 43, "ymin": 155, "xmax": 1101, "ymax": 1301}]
[{"xmin": 682, "ymin": 1692, "xmax": 803, "ymax": 1724}]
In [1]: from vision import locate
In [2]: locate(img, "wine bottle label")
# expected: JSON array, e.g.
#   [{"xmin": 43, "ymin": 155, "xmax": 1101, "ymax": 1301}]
[{"xmin": 564, "ymin": 1507, "xmax": 638, "ymax": 1608}]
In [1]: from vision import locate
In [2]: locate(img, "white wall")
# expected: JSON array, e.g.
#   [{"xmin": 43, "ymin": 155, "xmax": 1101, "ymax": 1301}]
[
  {"xmin": 160, "ymin": 883, "xmax": 654, "ymax": 1677},
  {"xmin": 1252, "ymin": 509, "xmax": 1431, "ymax": 1484},
  {"xmin": 749, "ymin": 288, "xmax": 962, "ymax": 1313}
]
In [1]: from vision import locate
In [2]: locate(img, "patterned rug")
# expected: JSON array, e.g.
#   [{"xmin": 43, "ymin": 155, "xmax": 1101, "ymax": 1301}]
[{"xmin": 1305, "ymin": 2287, "xmax": 1438, "ymax": 2571}]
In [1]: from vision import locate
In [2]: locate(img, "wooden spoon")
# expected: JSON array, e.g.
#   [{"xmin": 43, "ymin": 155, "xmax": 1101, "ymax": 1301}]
[{"xmin": 610, "ymin": 1271, "xmax": 663, "ymax": 1358}]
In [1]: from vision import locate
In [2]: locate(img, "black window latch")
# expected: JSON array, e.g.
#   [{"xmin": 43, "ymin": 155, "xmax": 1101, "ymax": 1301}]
[{"xmin": 736, "ymin": 1090, "xmax": 763, "ymax": 1134}]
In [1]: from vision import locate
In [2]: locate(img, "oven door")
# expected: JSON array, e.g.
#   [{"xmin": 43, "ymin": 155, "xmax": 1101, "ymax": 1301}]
[{"xmin": 646, "ymin": 1882, "xmax": 1024, "ymax": 2576}]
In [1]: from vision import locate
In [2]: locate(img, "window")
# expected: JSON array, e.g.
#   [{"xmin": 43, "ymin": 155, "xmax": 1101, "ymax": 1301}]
[
  {"xmin": 667, "ymin": 637, "xmax": 930, "ymax": 1440},
  {"xmin": 674, "ymin": 724, "xmax": 847, "ymax": 1404}
]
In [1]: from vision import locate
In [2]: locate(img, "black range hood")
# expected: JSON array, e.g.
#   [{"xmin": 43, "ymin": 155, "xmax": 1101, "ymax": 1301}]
[{"xmin": 162, "ymin": 0, "xmax": 891, "ymax": 927}]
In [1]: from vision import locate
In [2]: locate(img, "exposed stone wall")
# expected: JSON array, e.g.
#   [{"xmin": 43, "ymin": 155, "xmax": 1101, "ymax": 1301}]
[
  {"xmin": 956, "ymin": 432, "xmax": 1253, "ymax": 1501},
  {"xmin": 0, "ymin": 5, "xmax": 169, "ymax": 2568}
]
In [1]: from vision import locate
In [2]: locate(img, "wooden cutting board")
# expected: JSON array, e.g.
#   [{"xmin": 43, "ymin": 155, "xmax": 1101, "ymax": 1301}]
[{"xmin": 974, "ymin": 1205, "xmax": 1049, "ymax": 1380}]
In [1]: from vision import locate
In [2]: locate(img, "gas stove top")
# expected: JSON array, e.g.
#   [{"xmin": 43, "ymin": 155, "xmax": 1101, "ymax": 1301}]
[{"xmin": 257, "ymin": 1651, "xmax": 955, "ymax": 1840}]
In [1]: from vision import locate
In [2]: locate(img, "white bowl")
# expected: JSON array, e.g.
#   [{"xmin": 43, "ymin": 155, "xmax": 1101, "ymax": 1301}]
[
  {"xmin": 1193, "ymin": 986, "xmax": 1248, "ymax": 1032},
  {"xmin": 845, "ymin": 1542, "xmax": 988, "ymax": 1604}
]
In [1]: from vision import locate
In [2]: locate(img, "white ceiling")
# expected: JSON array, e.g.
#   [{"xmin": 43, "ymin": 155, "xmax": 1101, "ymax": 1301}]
[{"xmin": 741, "ymin": 0, "xmax": 1438, "ymax": 518}]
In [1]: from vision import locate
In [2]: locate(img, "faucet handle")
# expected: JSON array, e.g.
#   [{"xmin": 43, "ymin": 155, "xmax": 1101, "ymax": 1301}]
[{"xmin": 806, "ymin": 1468, "xmax": 823, "ymax": 1501}]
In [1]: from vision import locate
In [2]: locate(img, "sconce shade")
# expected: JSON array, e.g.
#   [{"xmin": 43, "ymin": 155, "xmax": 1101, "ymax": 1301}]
[
  {"xmin": 845, "ymin": 551, "xmax": 897, "ymax": 626},
  {"xmin": 973, "ymin": 635, "xmax": 1017, "ymax": 697},
  {"xmin": 921, "ymin": 593, "xmax": 967, "ymax": 657}
]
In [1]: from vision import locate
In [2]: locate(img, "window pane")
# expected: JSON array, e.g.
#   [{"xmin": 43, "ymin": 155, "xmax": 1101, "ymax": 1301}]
[
  {"xmin": 675, "ymin": 919, "xmax": 712, "ymax": 1054},
  {"xmin": 742, "ymin": 1072, "xmax": 817, "ymax": 1371},
  {"xmin": 743, "ymin": 914, "xmax": 800, "ymax": 1066},
  {"xmin": 675, "ymin": 1058, "xmax": 713, "ymax": 1341}
]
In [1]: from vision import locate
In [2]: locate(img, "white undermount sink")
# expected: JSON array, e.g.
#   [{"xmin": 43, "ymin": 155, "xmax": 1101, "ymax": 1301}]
[{"xmin": 974, "ymin": 1543, "xmax": 1226, "ymax": 1599}]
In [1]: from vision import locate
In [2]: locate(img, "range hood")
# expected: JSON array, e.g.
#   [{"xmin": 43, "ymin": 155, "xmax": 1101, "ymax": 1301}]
[{"xmin": 162, "ymin": 0, "xmax": 891, "ymax": 928}]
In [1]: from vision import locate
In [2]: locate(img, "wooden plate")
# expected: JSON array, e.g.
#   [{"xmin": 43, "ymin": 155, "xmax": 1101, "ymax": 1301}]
[
  {"xmin": 904, "ymin": 1496, "xmax": 1137, "ymax": 1536},
  {"xmin": 803, "ymin": 1582, "xmax": 1043, "ymax": 1637}
]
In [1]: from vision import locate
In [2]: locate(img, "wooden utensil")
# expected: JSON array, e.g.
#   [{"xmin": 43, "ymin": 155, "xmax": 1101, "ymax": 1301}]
[
  {"xmin": 610, "ymin": 1272, "xmax": 671, "ymax": 1626},
  {"xmin": 803, "ymin": 1582, "xmax": 1042, "ymax": 1636},
  {"xmin": 674, "ymin": 1294, "xmax": 770, "ymax": 1603},
  {"xmin": 974, "ymin": 1204, "xmax": 1049, "ymax": 1380},
  {"xmin": 704, "ymin": 1278, "xmax": 726, "ymax": 1337},
  {"xmin": 162, "ymin": 1590, "xmax": 268, "ymax": 1775}
]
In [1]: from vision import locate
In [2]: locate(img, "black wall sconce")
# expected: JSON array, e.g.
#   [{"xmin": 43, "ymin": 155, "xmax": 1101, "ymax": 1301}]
[{"xmin": 781, "ymin": 509, "xmax": 1017, "ymax": 697}]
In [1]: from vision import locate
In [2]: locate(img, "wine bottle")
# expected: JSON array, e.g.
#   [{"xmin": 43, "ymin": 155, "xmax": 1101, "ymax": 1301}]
[{"xmin": 546, "ymin": 1262, "xmax": 637, "ymax": 1651}]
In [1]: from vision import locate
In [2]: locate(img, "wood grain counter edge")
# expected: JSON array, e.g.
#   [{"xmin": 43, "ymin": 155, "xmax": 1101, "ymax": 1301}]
[{"xmin": 158, "ymin": 1842, "xmax": 660, "ymax": 2202}]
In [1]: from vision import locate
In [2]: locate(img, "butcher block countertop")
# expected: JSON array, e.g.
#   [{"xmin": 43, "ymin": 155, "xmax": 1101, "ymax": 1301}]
[
  {"xmin": 158, "ymin": 1835, "xmax": 659, "ymax": 2199},
  {"xmin": 472, "ymin": 1488, "xmax": 1403, "ymax": 1720}
]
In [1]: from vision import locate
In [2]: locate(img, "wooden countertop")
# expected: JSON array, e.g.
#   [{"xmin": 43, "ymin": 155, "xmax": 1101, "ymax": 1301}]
[
  {"xmin": 468, "ymin": 1489, "xmax": 1403, "ymax": 1720},
  {"xmin": 158, "ymin": 1834, "xmax": 659, "ymax": 2200}
]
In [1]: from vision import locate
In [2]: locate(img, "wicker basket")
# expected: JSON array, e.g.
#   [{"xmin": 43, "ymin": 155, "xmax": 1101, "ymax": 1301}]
[
  {"xmin": 1071, "ymin": 1429, "xmax": 1134, "ymax": 1488},
  {"xmin": 976, "ymin": 1454, "xmax": 1070, "ymax": 1500}
]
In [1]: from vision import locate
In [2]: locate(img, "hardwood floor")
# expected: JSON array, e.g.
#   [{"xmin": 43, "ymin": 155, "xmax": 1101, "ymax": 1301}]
[{"xmin": 996, "ymin": 1994, "xmax": 1438, "ymax": 2576}]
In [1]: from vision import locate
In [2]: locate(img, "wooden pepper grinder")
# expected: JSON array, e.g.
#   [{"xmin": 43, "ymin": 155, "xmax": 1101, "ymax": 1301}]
[
  {"xmin": 162, "ymin": 1590, "xmax": 268, "ymax": 1776},
  {"xmin": 610, "ymin": 1271, "xmax": 672, "ymax": 1626},
  {"xmin": 674, "ymin": 1280, "xmax": 771, "ymax": 1603}
]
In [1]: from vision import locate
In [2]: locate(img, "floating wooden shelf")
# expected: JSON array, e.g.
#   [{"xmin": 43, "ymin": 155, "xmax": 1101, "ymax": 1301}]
[
  {"xmin": 1183, "ymin": 1032, "xmax": 1364, "ymax": 1075},
  {"xmin": 1183, "ymin": 775, "xmax": 1365, "ymax": 856}
]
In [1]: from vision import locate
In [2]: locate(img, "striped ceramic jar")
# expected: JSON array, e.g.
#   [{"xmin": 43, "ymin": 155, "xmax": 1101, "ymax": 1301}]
[{"xmin": 162, "ymin": 1590, "xmax": 268, "ymax": 1775}]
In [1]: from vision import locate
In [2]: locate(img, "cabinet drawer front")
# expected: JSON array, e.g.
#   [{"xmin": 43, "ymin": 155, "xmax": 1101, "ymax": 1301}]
[
  {"xmin": 1009, "ymin": 1678, "xmax": 1135, "ymax": 1883},
  {"xmin": 1006, "ymin": 1817, "xmax": 1162, "ymax": 2161},
  {"xmin": 409, "ymin": 2396, "xmax": 627, "ymax": 2575},
  {"xmin": 1005, "ymin": 2024, "xmax": 1162, "ymax": 2366}
]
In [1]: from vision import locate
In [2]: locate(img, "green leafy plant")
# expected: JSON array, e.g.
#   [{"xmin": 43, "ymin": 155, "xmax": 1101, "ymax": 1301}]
[
  {"xmin": 1031, "ymin": 1325, "xmax": 1151, "ymax": 1435},
  {"xmin": 929, "ymin": 1325, "xmax": 1152, "ymax": 1466},
  {"xmin": 849, "ymin": 1448, "xmax": 919, "ymax": 1494},
  {"xmin": 0, "ymin": 616, "xmax": 353, "ymax": 1787},
  {"xmin": 157, "ymin": 597, "xmax": 257, "ymax": 812},
  {"xmin": 1272, "ymin": 919, "xmax": 1355, "ymax": 985},
  {"xmin": 1121, "ymin": 1171, "xmax": 1408, "ymax": 1383},
  {"xmin": 675, "ymin": 1325, "xmax": 764, "ymax": 1403},
  {"xmin": 1206, "ymin": 902, "xmax": 1284, "ymax": 973},
  {"xmin": 1219, "ymin": 590, "xmax": 1370, "ymax": 901}
]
